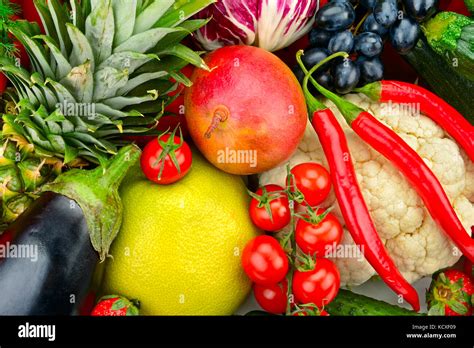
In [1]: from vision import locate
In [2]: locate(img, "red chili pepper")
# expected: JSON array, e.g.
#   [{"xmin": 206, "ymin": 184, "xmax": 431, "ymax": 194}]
[
  {"xmin": 298, "ymin": 52, "xmax": 420, "ymax": 311},
  {"xmin": 303, "ymin": 55, "xmax": 474, "ymax": 265},
  {"xmin": 356, "ymin": 81, "xmax": 474, "ymax": 162},
  {"xmin": 312, "ymin": 108, "xmax": 421, "ymax": 311},
  {"xmin": 352, "ymin": 112, "xmax": 474, "ymax": 263}
]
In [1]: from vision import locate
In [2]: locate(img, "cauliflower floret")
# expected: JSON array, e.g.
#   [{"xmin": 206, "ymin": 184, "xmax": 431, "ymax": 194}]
[{"xmin": 260, "ymin": 94, "xmax": 474, "ymax": 285}]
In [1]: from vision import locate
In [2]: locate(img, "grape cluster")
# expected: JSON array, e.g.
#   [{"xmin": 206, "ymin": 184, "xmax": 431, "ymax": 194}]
[{"xmin": 295, "ymin": 0, "xmax": 438, "ymax": 94}]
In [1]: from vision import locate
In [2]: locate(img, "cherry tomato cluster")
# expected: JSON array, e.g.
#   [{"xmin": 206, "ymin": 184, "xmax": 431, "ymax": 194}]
[{"xmin": 242, "ymin": 162, "xmax": 344, "ymax": 315}]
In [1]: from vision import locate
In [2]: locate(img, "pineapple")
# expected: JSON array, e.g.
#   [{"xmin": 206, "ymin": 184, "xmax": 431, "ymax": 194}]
[
  {"xmin": 0, "ymin": 0, "xmax": 213, "ymax": 166},
  {"xmin": 0, "ymin": 139, "xmax": 61, "ymax": 226},
  {"xmin": 0, "ymin": 0, "xmax": 214, "ymax": 225}
]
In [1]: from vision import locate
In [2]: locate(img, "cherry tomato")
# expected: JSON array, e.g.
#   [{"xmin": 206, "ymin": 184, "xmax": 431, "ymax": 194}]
[
  {"xmin": 292, "ymin": 258, "xmax": 340, "ymax": 308},
  {"xmin": 253, "ymin": 280, "xmax": 288, "ymax": 314},
  {"xmin": 140, "ymin": 132, "xmax": 192, "ymax": 185},
  {"xmin": 249, "ymin": 185, "xmax": 291, "ymax": 232},
  {"xmin": 295, "ymin": 210, "xmax": 343, "ymax": 257},
  {"xmin": 242, "ymin": 235, "xmax": 289, "ymax": 285},
  {"xmin": 0, "ymin": 74, "xmax": 7, "ymax": 94},
  {"xmin": 22, "ymin": 0, "xmax": 45, "ymax": 33},
  {"xmin": 289, "ymin": 163, "xmax": 331, "ymax": 207}
]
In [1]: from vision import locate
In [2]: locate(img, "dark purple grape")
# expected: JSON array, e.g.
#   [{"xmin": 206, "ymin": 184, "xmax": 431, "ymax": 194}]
[
  {"xmin": 374, "ymin": 0, "xmax": 398, "ymax": 27},
  {"xmin": 354, "ymin": 32, "xmax": 383, "ymax": 57},
  {"xmin": 390, "ymin": 17, "xmax": 420, "ymax": 54},
  {"xmin": 331, "ymin": 58, "xmax": 360, "ymax": 94},
  {"xmin": 328, "ymin": 30, "xmax": 354, "ymax": 53},
  {"xmin": 362, "ymin": 13, "xmax": 389, "ymax": 37},
  {"xmin": 360, "ymin": 0, "xmax": 377, "ymax": 8},
  {"xmin": 316, "ymin": 72, "xmax": 334, "ymax": 90},
  {"xmin": 301, "ymin": 47, "xmax": 331, "ymax": 72},
  {"xmin": 356, "ymin": 56, "xmax": 384, "ymax": 85},
  {"xmin": 403, "ymin": 0, "xmax": 438, "ymax": 22},
  {"xmin": 293, "ymin": 66, "xmax": 332, "ymax": 95},
  {"xmin": 309, "ymin": 28, "xmax": 332, "ymax": 48},
  {"xmin": 315, "ymin": 2, "xmax": 356, "ymax": 31}
]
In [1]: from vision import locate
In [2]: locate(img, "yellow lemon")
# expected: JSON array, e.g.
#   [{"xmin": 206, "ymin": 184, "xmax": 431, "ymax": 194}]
[{"xmin": 102, "ymin": 151, "xmax": 260, "ymax": 315}]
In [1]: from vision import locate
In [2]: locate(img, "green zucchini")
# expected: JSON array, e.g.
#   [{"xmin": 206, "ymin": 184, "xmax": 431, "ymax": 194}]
[
  {"xmin": 404, "ymin": 36, "xmax": 474, "ymax": 124},
  {"xmin": 422, "ymin": 12, "xmax": 474, "ymax": 81},
  {"xmin": 325, "ymin": 290, "xmax": 421, "ymax": 316}
]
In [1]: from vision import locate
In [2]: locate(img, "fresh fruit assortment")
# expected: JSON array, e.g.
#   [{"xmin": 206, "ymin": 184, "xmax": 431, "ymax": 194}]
[{"xmin": 0, "ymin": 0, "xmax": 472, "ymax": 318}]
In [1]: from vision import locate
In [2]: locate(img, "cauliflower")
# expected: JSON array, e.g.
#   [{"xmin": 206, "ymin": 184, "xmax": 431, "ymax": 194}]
[{"xmin": 260, "ymin": 94, "xmax": 474, "ymax": 285}]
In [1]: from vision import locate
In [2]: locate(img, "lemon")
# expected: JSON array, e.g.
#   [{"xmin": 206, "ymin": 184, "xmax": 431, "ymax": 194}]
[{"xmin": 101, "ymin": 151, "xmax": 260, "ymax": 315}]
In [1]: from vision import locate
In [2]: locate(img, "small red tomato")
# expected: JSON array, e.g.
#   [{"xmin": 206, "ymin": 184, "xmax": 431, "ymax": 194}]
[
  {"xmin": 242, "ymin": 235, "xmax": 289, "ymax": 285},
  {"xmin": 289, "ymin": 163, "xmax": 331, "ymax": 207},
  {"xmin": 0, "ymin": 74, "xmax": 7, "ymax": 94},
  {"xmin": 253, "ymin": 280, "xmax": 288, "ymax": 314},
  {"xmin": 292, "ymin": 258, "xmax": 340, "ymax": 308},
  {"xmin": 249, "ymin": 184, "xmax": 291, "ymax": 232},
  {"xmin": 140, "ymin": 132, "xmax": 192, "ymax": 185},
  {"xmin": 91, "ymin": 295, "xmax": 139, "ymax": 316},
  {"xmin": 295, "ymin": 210, "xmax": 343, "ymax": 257}
]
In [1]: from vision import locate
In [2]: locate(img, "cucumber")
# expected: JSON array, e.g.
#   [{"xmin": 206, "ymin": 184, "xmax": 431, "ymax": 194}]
[
  {"xmin": 325, "ymin": 290, "xmax": 421, "ymax": 316},
  {"xmin": 422, "ymin": 12, "xmax": 474, "ymax": 81},
  {"xmin": 404, "ymin": 36, "xmax": 474, "ymax": 124}
]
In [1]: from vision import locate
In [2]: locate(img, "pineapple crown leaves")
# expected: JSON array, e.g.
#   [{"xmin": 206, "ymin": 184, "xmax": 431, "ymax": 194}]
[
  {"xmin": 0, "ymin": 0, "xmax": 215, "ymax": 165},
  {"xmin": 41, "ymin": 144, "xmax": 141, "ymax": 261}
]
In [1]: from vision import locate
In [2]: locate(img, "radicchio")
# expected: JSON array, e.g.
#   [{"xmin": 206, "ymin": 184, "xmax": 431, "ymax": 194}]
[{"xmin": 194, "ymin": 0, "xmax": 320, "ymax": 52}]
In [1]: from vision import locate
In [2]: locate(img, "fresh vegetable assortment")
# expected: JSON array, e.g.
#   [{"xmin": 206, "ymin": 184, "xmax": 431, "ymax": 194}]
[{"xmin": 0, "ymin": 0, "xmax": 472, "ymax": 319}]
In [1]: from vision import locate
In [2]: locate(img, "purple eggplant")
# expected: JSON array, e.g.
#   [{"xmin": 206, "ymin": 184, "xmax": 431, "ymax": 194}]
[{"xmin": 0, "ymin": 145, "xmax": 140, "ymax": 315}]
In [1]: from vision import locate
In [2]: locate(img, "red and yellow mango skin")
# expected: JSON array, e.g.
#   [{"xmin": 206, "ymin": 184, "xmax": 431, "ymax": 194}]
[{"xmin": 185, "ymin": 45, "xmax": 307, "ymax": 175}]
